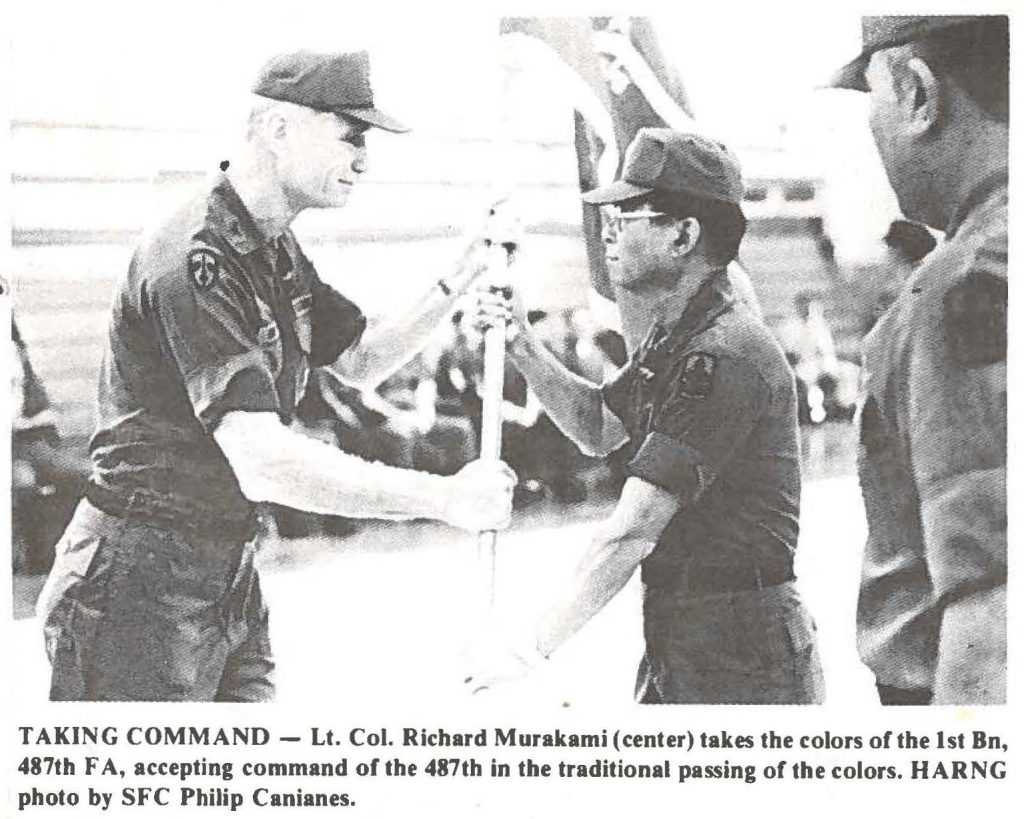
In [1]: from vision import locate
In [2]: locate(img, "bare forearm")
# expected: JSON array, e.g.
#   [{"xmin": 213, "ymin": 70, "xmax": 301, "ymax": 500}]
[
  {"xmin": 536, "ymin": 527, "xmax": 651, "ymax": 657},
  {"xmin": 330, "ymin": 254, "xmax": 480, "ymax": 388},
  {"xmin": 215, "ymin": 413, "xmax": 447, "ymax": 521},
  {"xmin": 510, "ymin": 329, "xmax": 625, "ymax": 456}
]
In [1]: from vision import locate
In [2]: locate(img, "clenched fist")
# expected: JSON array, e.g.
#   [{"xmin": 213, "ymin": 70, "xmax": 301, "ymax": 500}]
[
  {"xmin": 468, "ymin": 282, "xmax": 529, "ymax": 353},
  {"xmin": 441, "ymin": 459, "xmax": 517, "ymax": 532}
]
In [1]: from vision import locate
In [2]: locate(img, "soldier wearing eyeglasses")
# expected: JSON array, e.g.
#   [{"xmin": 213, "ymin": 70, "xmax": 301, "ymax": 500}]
[
  {"xmin": 37, "ymin": 51, "xmax": 516, "ymax": 701},
  {"xmin": 465, "ymin": 129, "xmax": 824, "ymax": 704}
]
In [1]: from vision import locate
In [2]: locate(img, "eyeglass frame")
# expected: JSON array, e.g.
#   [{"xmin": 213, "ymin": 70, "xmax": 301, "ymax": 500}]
[{"xmin": 603, "ymin": 206, "xmax": 669, "ymax": 228}]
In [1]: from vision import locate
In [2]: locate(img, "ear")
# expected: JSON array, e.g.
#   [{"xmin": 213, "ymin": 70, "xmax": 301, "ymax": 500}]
[
  {"xmin": 672, "ymin": 216, "xmax": 701, "ymax": 257},
  {"xmin": 263, "ymin": 110, "xmax": 290, "ymax": 151},
  {"xmin": 902, "ymin": 56, "xmax": 941, "ymax": 136}
]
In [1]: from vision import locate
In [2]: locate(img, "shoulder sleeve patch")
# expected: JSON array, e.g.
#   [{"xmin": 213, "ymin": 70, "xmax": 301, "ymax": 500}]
[
  {"xmin": 943, "ymin": 272, "xmax": 1007, "ymax": 368},
  {"xmin": 678, "ymin": 352, "xmax": 718, "ymax": 399},
  {"xmin": 187, "ymin": 246, "xmax": 222, "ymax": 291}
]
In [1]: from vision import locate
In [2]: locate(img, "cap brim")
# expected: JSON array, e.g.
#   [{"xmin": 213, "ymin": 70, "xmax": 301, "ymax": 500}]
[
  {"xmin": 581, "ymin": 179, "xmax": 653, "ymax": 205},
  {"xmin": 825, "ymin": 52, "xmax": 870, "ymax": 91},
  {"xmin": 340, "ymin": 107, "xmax": 410, "ymax": 133}
]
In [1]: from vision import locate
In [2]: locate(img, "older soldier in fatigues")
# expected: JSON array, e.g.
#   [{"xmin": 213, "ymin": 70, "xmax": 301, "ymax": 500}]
[
  {"xmin": 465, "ymin": 130, "xmax": 824, "ymax": 703},
  {"xmin": 829, "ymin": 16, "xmax": 1008, "ymax": 704},
  {"xmin": 37, "ymin": 52, "xmax": 516, "ymax": 701}
]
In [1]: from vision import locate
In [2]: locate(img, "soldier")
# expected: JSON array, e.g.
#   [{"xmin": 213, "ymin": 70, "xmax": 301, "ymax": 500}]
[
  {"xmin": 828, "ymin": 16, "xmax": 1008, "ymax": 704},
  {"xmin": 465, "ymin": 129, "xmax": 824, "ymax": 703},
  {"xmin": 37, "ymin": 51, "xmax": 516, "ymax": 701}
]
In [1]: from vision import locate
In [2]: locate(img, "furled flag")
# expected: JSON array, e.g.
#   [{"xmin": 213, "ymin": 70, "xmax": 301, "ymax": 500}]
[{"xmin": 499, "ymin": 17, "xmax": 697, "ymax": 300}]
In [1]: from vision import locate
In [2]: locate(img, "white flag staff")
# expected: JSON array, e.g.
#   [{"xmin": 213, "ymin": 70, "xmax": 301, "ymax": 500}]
[{"xmin": 476, "ymin": 212, "xmax": 520, "ymax": 608}]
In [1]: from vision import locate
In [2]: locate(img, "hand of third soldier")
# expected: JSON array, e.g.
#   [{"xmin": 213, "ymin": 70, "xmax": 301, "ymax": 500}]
[
  {"xmin": 442, "ymin": 458, "xmax": 517, "ymax": 532},
  {"xmin": 462, "ymin": 614, "xmax": 548, "ymax": 692},
  {"xmin": 461, "ymin": 618, "xmax": 546, "ymax": 695},
  {"xmin": 469, "ymin": 281, "xmax": 529, "ymax": 353}
]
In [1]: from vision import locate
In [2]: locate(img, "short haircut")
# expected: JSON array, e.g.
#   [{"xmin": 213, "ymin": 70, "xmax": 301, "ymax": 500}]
[
  {"xmin": 246, "ymin": 97, "xmax": 296, "ymax": 141},
  {"xmin": 245, "ymin": 97, "xmax": 339, "ymax": 142},
  {"xmin": 621, "ymin": 191, "xmax": 748, "ymax": 266},
  {"xmin": 912, "ymin": 16, "xmax": 1009, "ymax": 123}
]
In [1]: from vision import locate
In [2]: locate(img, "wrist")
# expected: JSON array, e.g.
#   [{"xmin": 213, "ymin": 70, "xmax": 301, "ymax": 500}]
[
  {"xmin": 447, "ymin": 248, "xmax": 486, "ymax": 296},
  {"xmin": 436, "ymin": 472, "xmax": 462, "ymax": 524},
  {"xmin": 507, "ymin": 321, "xmax": 535, "ymax": 359}
]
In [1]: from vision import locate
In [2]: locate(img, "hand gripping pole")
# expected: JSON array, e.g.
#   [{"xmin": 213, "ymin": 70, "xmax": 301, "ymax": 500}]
[{"xmin": 477, "ymin": 236, "xmax": 518, "ymax": 608}]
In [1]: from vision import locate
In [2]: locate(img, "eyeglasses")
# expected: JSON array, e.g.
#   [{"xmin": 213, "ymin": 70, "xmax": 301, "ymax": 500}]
[{"xmin": 605, "ymin": 207, "xmax": 667, "ymax": 227}]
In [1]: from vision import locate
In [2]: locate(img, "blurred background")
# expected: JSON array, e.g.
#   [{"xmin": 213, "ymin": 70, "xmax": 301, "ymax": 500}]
[{"xmin": 7, "ymin": 7, "xmax": 941, "ymax": 703}]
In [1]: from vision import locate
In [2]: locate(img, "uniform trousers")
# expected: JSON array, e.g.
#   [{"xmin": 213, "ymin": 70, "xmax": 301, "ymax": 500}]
[
  {"xmin": 38, "ymin": 500, "xmax": 274, "ymax": 701},
  {"xmin": 637, "ymin": 581, "xmax": 825, "ymax": 704}
]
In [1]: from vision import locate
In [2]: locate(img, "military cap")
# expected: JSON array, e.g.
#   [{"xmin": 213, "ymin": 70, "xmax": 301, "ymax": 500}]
[
  {"xmin": 253, "ymin": 50, "xmax": 408, "ymax": 133},
  {"xmin": 582, "ymin": 129, "xmax": 743, "ymax": 205},
  {"xmin": 827, "ymin": 15, "xmax": 992, "ymax": 91}
]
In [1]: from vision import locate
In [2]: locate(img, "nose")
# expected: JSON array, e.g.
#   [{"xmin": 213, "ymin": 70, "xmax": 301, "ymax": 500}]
[{"xmin": 601, "ymin": 217, "xmax": 620, "ymax": 254}]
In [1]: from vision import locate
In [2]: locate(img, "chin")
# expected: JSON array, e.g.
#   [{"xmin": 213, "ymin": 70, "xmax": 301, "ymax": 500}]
[
  {"xmin": 320, "ymin": 190, "xmax": 352, "ymax": 209},
  {"xmin": 609, "ymin": 274, "xmax": 645, "ymax": 293},
  {"xmin": 608, "ymin": 264, "xmax": 643, "ymax": 290}
]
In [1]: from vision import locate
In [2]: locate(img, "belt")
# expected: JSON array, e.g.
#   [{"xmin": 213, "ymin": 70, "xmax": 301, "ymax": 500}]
[
  {"xmin": 678, "ymin": 561, "xmax": 795, "ymax": 595},
  {"xmin": 85, "ymin": 481, "xmax": 257, "ymax": 543}
]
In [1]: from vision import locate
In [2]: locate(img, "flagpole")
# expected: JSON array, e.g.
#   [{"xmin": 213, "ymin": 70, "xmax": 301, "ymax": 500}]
[
  {"xmin": 473, "ymin": 30, "xmax": 521, "ymax": 612},
  {"xmin": 476, "ymin": 241, "xmax": 515, "ymax": 608}
]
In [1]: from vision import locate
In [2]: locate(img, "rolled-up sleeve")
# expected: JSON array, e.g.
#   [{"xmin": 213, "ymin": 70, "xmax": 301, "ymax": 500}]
[
  {"xmin": 309, "ymin": 278, "xmax": 366, "ymax": 366},
  {"xmin": 903, "ymin": 238, "xmax": 1007, "ymax": 703},
  {"xmin": 906, "ymin": 265, "xmax": 1007, "ymax": 603},
  {"xmin": 145, "ymin": 247, "xmax": 281, "ymax": 431},
  {"xmin": 628, "ymin": 354, "xmax": 770, "ymax": 503}
]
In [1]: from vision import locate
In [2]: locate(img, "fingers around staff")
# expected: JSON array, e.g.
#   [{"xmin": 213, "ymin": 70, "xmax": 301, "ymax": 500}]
[
  {"xmin": 464, "ymin": 457, "xmax": 518, "ymax": 489},
  {"xmin": 474, "ymin": 300, "xmax": 512, "ymax": 326},
  {"xmin": 468, "ymin": 284, "xmax": 514, "ymax": 332},
  {"xmin": 492, "ymin": 460, "xmax": 518, "ymax": 487}
]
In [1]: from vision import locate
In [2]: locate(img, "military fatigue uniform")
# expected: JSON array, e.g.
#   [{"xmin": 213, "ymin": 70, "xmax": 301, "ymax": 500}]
[
  {"xmin": 38, "ymin": 176, "xmax": 365, "ymax": 701},
  {"xmin": 603, "ymin": 269, "xmax": 824, "ymax": 704},
  {"xmin": 857, "ymin": 172, "xmax": 1007, "ymax": 705}
]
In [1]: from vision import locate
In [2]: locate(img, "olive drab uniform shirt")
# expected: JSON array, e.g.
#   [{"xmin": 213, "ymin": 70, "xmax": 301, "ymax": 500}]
[
  {"xmin": 856, "ymin": 172, "xmax": 1007, "ymax": 702},
  {"xmin": 88, "ymin": 175, "xmax": 366, "ymax": 536},
  {"xmin": 602, "ymin": 270, "xmax": 802, "ymax": 637}
]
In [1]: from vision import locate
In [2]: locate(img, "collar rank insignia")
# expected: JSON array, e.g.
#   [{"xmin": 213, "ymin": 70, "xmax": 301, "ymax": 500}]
[
  {"xmin": 187, "ymin": 247, "xmax": 221, "ymax": 291},
  {"xmin": 679, "ymin": 352, "xmax": 717, "ymax": 399}
]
